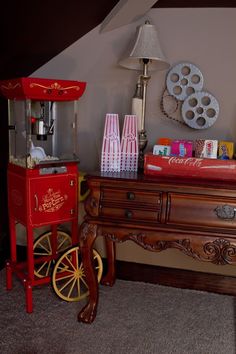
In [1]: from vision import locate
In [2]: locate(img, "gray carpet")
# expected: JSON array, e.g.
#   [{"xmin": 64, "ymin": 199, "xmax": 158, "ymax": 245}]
[{"xmin": 0, "ymin": 269, "xmax": 235, "ymax": 354}]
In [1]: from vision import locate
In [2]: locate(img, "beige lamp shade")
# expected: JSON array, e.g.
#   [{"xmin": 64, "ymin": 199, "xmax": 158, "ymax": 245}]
[{"xmin": 119, "ymin": 22, "xmax": 170, "ymax": 71}]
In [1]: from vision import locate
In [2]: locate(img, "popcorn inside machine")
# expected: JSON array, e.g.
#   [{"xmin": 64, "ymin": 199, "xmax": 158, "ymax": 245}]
[{"xmin": 0, "ymin": 77, "xmax": 87, "ymax": 312}]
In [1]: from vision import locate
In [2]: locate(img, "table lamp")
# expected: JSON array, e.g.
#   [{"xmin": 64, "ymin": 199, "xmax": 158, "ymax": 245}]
[{"xmin": 119, "ymin": 21, "xmax": 170, "ymax": 169}]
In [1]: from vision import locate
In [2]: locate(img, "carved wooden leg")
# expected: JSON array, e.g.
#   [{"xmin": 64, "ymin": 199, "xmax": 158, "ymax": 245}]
[
  {"xmin": 101, "ymin": 238, "xmax": 116, "ymax": 286},
  {"xmin": 77, "ymin": 222, "xmax": 98, "ymax": 324}
]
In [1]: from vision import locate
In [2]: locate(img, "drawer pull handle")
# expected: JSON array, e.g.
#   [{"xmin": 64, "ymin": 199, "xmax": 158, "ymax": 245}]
[
  {"xmin": 127, "ymin": 192, "xmax": 135, "ymax": 200},
  {"xmin": 125, "ymin": 209, "xmax": 133, "ymax": 219},
  {"xmin": 214, "ymin": 205, "xmax": 236, "ymax": 220}
]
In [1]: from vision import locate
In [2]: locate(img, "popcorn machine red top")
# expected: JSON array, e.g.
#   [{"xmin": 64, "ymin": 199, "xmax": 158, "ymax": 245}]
[{"xmin": 0, "ymin": 77, "xmax": 86, "ymax": 313}]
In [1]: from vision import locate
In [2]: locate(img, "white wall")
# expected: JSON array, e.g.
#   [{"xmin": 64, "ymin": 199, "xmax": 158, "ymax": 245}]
[{"xmin": 32, "ymin": 8, "xmax": 236, "ymax": 276}]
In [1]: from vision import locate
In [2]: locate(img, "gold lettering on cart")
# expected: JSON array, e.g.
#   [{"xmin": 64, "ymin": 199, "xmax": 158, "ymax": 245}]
[{"xmin": 39, "ymin": 188, "xmax": 68, "ymax": 212}]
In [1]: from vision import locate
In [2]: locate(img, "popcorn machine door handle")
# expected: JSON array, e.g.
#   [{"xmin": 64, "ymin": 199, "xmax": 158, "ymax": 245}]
[{"xmin": 34, "ymin": 194, "xmax": 39, "ymax": 211}]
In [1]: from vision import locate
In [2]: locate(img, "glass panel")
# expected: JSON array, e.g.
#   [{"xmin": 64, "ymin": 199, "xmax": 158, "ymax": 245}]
[
  {"xmin": 51, "ymin": 101, "xmax": 78, "ymax": 161},
  {"xmin": 8, "ymin": 100, "xmax": 27, "ymax": 168},
  {"xmin": 8, "ymin": 99, "xmax": 79, "ymax": 169}
]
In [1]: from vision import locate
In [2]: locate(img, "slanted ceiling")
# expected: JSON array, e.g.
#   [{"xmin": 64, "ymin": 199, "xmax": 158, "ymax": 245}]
[
  {"xmin": 0, "ymin": 0, "xmax": 233, "ymax": 80},
  {"xmin": 0, "ymin": 0, "xmax": 119, "ymax": 79}
]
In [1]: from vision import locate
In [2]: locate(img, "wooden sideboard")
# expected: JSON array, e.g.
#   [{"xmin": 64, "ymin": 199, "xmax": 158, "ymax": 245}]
[{"xmin": 78, "ymin": 172, "xmax": 236, "ymax": 324}]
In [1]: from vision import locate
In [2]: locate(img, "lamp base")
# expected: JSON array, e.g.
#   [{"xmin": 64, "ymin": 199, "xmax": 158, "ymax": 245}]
[{"xmin": 138, "ymin": 130, "xmax": 148, "ymax": 171}]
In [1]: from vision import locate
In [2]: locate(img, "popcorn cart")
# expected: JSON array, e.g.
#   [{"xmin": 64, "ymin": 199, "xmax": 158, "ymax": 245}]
[{"xmin": 0, "ymin": 77, "xmax": 103, "ymax": 312}]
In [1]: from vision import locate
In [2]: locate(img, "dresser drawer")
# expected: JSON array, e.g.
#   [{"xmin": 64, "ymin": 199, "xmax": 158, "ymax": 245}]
[
  {"xmin": 100, "ymin": 206, "xmax": 161, "ymax": 222},
  {"xmin": 101, "ymin": 187, "xmax": 161, "ymax": 205},
  {"xmin": 167, "ymin": 192, "xmax": 236, "ymax": 229}
]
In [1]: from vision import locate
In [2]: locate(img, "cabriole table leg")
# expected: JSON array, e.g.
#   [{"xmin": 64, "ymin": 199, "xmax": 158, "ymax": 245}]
[{"xmin": 77, "ymin": 222, "xmax": 98, "ymax": 324}]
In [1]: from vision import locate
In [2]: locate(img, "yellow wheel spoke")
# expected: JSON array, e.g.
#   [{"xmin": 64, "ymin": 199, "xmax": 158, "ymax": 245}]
[
  {"xmin": 34, "ymin": 251, "xmax": 51, "ymax": 256},
  {"xmin": 60, "ymin": 260, "xmax": 71, "ymax": 269},
  {"xmin": 64, "ymin": 255, "xmax": 77, "ymax": 271},
  {"xmin": 58, "ymin": 275, "xmax": 75, "ymax": 292},
  {"xmin": 75, "ymin": 248, "xmax": 79, "ymax": 270},
  {"xmin": 80, "ymin": 275, "xmax": 88, "ymax": 288},
  {"xmin": 79, "ymin": 262, "xmax": 83, "ymax": 270},
  {"xmin": 57, "ymin": 237, "xmax": 69, "ymax": 251},
  {"xmin": 34, "ymin": 244, "xmax": 50, "ymax": 254},
  {"xmin": 36, "ymin": 261, "xmax": 50, "ymax": 275},
  {"xmin": 42, "ymin": 235, "xmax": 51, "ymax": 251},
  {"xmin": 45, "ymin": 260, "xmax": 51, "ymax": 276},
  {"xmin": 57, "ymin": 264, "xmax": 74, "ymax": 273},
  {"xmin": 55, "ymin": 273, "xmax": 76, "ymax": 282},
  {"xmin": 77, "ymin": 278, "xmax": 81, "ymax": 298},
  {"xmin": 67, "ymin": 277, "xmax": 77, "ymax": 298}
]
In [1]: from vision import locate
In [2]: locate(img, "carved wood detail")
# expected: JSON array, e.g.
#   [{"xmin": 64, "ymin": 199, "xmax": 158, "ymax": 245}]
[
  {"xmin": 80, "ymin": 223, "xmax": 97, "ymax": 242},
  {"xmin": 84, "ymin": 195, "xmax": 99, "ymax": 217},
  {"xmin": 103, "ymin": 232, "xmax": 201, "ymax": 260},
  {"xmin": 203, "ymin": 239, "xmax": 236, "ymax": 265},
  {"xmin": 103, "ymin": 231, "xmax": 236, "ymax": 265}
]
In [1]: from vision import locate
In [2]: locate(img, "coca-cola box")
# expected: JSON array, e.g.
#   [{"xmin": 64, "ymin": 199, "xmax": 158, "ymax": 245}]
[{"xmin": 144, "ymin": 153, "xmax": 236, "ymax": 181}]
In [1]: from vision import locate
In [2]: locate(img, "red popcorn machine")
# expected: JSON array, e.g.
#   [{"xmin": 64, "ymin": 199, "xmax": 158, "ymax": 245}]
[{"xmin": 0, "ymin": 77, "xmax": 86, "ymax": 312}]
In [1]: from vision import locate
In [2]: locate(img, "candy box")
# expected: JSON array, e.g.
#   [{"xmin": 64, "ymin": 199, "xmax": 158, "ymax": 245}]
[
  {"xmin": 218, "ymin": 141, "xmax": 234, "ymax": 160},
  {"xmin": 171, "ymin": 140, "xmax": 193, "ymax": 157},
  {"xmin": 195, "ymin": 139, "xmax": 218, "ymax": 159},
  {"xmin": 153, "ymin": 145, "xmax": 171, "ymax": 156}
]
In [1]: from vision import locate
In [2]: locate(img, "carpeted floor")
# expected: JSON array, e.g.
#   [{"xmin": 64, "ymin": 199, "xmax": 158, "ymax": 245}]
[{"xmin": 0, "ymin": 269, "xmax": 235, "ymax": 354}]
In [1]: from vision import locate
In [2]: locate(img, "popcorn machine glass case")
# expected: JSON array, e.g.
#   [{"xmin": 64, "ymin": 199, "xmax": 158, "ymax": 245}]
[
  {"xmin": 1, "ymin": 77, "xmax": 86, "ymax": 168},
  {"xmin": 0, "ymin": 77, "xmax": 86, "ymax": 313}
]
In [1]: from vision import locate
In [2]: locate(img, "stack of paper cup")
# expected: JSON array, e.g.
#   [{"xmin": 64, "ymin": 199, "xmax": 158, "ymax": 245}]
[
  {"xmin": 101, "ymin": 113, "xmax": 121, "ymax": 172},
  {"xmin": 120, "ymin": 115, "xmax": 138, "ymax": 171}
]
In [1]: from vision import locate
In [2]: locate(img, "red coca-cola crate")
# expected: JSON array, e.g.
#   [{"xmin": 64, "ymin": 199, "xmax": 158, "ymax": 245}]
[{"xmin": 144, "ymin": 153, "xmax": 236, "ymax": 181}]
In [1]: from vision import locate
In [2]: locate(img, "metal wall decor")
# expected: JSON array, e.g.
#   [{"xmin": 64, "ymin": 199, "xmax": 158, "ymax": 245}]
[
  {"xmin": 161, "ymin": 62, "xmax": 220, "ymax": 130},
  {"xmin": 166, "ymin": 62, "xmax": 204, "ymax": 101},
  {"xmin": 182, "ymin": 91, "xmax": 219, "ymax": 129}
]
